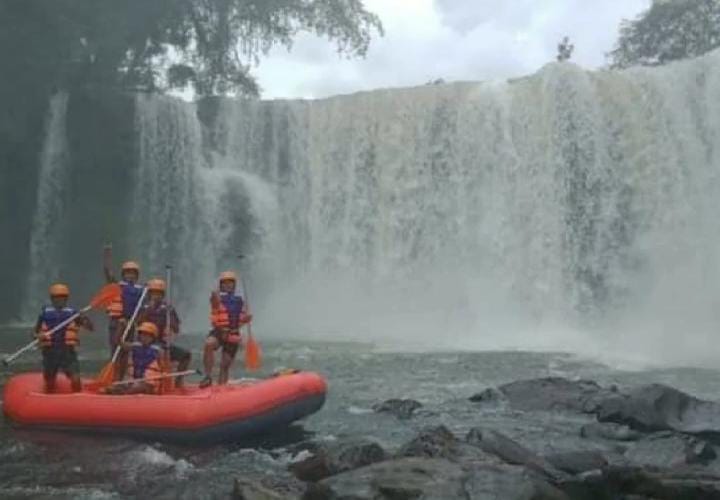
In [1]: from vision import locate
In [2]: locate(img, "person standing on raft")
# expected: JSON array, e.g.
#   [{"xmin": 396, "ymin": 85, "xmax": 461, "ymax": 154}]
[
  {"xmin": 200, "ymin": 271, "xmax": 252, "ymax": 387},
  {"xmin": 105, "ymin": 322, "xmax": 163, "ymax": 394},
  {"xmin": 103, "ymin": 244, "xmax": 145, "ymax": 379},
  {"xmin": 137, "ymin": 278, "xmax": 191, "ymax": 387},
  {"xmin": 34, "ymin": 284, "xmax": 93, "ymax": 393}
]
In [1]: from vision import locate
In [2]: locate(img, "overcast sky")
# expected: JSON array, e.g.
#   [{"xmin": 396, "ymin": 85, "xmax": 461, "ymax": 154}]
[{"xmin": 253, "ymin": 0, "xmax": 650, "ymax": 99}]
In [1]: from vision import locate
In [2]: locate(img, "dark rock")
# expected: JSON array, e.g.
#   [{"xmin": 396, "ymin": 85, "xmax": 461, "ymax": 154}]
[
  {"xmin": 289, "ymin": 438, "xmax": 388, "ymax": 482},
  {"xmin": 463, "ymin": 465, "xmax": 570, "ymax": 500},
  {"xmin": 303, "ymin": 457, "xmax": 569, "ymax": 500},
  {"xmin": 624, "ymin": 432, "xmax": 716, "ymax": 468},
  {"xmin": 545, "ymin": 450, "xmax": 608, "ymax": 474},
  {"xmin": 580, "ymin": 422, "xmax": 643, "ymax": 442},
  {"xmin": 233, "ymin": 477, "xmax": 302, "ymax": 500},
  {"xmin": 600, "ymin": 466, "xmax": 720, "ymax": 500},
  {"xmin": 466, "ymin": 427, "xmax": 568, "ymax": 482},
  {"xmin": 473, "ymin": 377, "xmax": 613, "ymax": 413},
  {"xmin": 468, "ymin": 387, "xmax": 504, "ymax": 405},
  {"xmin": 372, "ymin": 398, "xmax": 422, "ymax": 419},
  {"xmin": 302, "ymin": 458, "xmax": 468, "ymax": 500},
  {"xmin": 397, "ymin": 425, "xmax": 500, "ymax": 465},
  {"xmin": 596, "ymin": 384, "xmax": 720, "ymax": 440}
]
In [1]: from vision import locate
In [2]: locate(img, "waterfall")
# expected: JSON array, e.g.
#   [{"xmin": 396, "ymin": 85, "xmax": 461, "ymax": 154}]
[
  {"xmin": 24, "ymin": 93, "xmax": 70, "ymax": 317},
  {"xmin": 19, "ymin": 49, "xmax": 720, "ymax": 363}
]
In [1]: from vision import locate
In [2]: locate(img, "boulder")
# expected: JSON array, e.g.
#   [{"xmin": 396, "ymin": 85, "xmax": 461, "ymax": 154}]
[
  {"xmin": 303, "ymin": 457, "xmax": 569, "ymax": 500},
  {"xmin": 372, "ymin": 398, "xmax": 423, "ymax": 419},
  {"xmin": 289, "ymin": 438, "xmax": 388, "ymax": 482},
  {"xmin": 470, "ymin": 377, "xmax": 613, "ymax": 413},
  {"xmin": 623, "ymin": 432, "xmax": 716, "ymax": 469},
  {"xmin": 302, "ymin": 458, "xmax": 468, "ymax": 500},
  {"xmin": 580, "ymin": 422, "xmax": 643, "ymax": 442},
  {"xmin": 233, "ymin": 477, "xmax": 303, "ymax": 500},
  {"xmin": 544, "ymin": 450, "xmax": 609, "ymax": 475},
  {"xmin": 466, "ymin": 427, "xmax": 568, "ymax": 482},
  {"xmin": 596, "ymin": 384, "xmax": 720, "ymax": 441},
  {"xmin": 397, "ymin": 425, "xmax": 500, "ymax": 465}
]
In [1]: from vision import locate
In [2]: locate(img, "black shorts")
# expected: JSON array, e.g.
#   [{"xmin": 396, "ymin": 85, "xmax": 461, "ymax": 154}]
[
  {"xmin": 42, "ymin": 346, "xmax": 79, "ymax": 378},
  {"xmin": 167, "ymin": 344, "xmax": 191, "ymax": 363},
  {"xmin": 207, "ymin": 329, "xmax": 242, "ymax": 358}
]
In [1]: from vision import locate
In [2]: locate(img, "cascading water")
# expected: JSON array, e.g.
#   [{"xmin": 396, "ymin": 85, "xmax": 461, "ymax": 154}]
[
  {"xmin": 20, "ymin": 50, "xmax": 720, "ymax": 364},
  {"xmin": 23, "ymin": 92, "xmax": 70, "ymax": 318}
]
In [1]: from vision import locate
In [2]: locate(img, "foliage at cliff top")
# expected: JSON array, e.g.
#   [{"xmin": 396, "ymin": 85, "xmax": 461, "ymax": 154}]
[
  {"xmin": 609, "ymin": 0, "xmax": 720, "ymax": 69},
  {"xmin": 0, "ymin": 0, "xmax": 383, "ymax": 97}
]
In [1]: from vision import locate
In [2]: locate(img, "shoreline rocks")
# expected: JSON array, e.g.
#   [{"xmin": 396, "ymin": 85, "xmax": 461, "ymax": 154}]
[{"xmin": 237, "ymin": 377, "xmax": 720, "ymax": 499}]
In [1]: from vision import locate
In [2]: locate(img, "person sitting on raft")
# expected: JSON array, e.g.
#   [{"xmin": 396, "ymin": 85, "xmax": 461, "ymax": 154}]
[
  {"xmin": 200, "ymin": 271, "xmax": 252, "ymax": 388},
  {"xmin": 103, "ymin": 244, "xmax": 145, "ymax": 380},
  {"xmin": 35, "ymin": 284, "xmax": 93, "ymax": 393},
  {"xmin": 105, "ymin": 322, "xmax": 162, "ymax": 395},
  {"xmin": 137, "ymin": 278, "xmax": 191, "ymax": 387}
]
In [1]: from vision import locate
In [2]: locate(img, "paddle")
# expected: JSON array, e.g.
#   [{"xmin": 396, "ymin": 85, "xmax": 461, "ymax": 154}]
[
  {"xmin": 2, "ymin": 283, "xmax": 121, "ymax": 366},
  {"xmin": 107, "ymin": 369, "xmax": 200, "ymax": 388},
  {"xmin": 160, "ymin": 264, "xmax": 174, "ymax": 394},
  {"xmin": 96, "ymin": 286, "xmax": 148, "ymax": 386},
  {"xmin": 238, "ymin": 273, "xmax": 261, "ymax": 372}
]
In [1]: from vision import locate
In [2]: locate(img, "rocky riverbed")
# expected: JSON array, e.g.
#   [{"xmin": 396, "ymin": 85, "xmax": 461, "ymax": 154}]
[{"xmin": 234, "ymin": 377, "xmax": 720, "ymax": 499}]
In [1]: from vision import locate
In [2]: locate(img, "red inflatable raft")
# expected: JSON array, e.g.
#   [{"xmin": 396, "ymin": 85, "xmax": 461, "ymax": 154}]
[{"xmin": 3, "ymin": 371, "xmax": 327, "ymax": 444}]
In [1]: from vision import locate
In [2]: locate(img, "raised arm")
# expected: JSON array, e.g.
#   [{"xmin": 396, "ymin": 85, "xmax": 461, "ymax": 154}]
[{"xmin": 103, "ymin": 243, "xmax": 116, "ymax": 283}]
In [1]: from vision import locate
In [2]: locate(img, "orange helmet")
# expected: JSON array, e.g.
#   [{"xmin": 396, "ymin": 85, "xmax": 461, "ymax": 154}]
[
  {"xmin": 137, "ymin": 322, "xmax": 159, "ymax": 338},
  {"xmin": 219, "ymin": 271, "xmax": 237, "ymax": 283},
  {"xmin": 49, "ymin": 283, "xmax": 70, "ymax": 297},
  {"xmin": 121, "ymin": 261, "xmax": 140, "ymax": 273},
  {"xmin": 147, "ymin": 278, "xmax": 166, "ymax": 293}
]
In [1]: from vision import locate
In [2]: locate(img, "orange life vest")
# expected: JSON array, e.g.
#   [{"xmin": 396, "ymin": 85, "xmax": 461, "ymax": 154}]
[{"xmin": 38, "ymin": 306, "xmax": 79, "ymax": 347}]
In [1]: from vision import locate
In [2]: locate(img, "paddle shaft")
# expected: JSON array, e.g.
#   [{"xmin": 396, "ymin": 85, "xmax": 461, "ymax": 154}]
[
  {"xmin": 3, "ymin": 305, "xmax": 92, "ymax": 366},
  {"xmin": 108, "ymin": 369, "xmax": 199, "ymax": 387},
  {"xmin": 110, "ymin": 286, "xmax": 148, "ymax": 364},
  {"xmin": 165, "ymin": 265, "xmax": 173, "ymax": 345}
]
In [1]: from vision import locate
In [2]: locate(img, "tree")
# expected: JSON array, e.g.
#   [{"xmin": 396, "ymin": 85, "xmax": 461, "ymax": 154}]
[
  {"xmin": 609, "ymin": 0, "xmax": 720, "ymax": 69},
  {"xmin": 556, "ymin": 36, "xmax": 574, "ymax": 62},
  {"xmin": 0, "ymin": 0, "xmax": 384, "ymax": 97}
]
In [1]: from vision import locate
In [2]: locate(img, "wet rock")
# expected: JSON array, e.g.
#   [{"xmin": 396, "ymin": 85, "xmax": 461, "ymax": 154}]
[
  {"xmin": 303, "ymin": 458, "xmax": 568, "ymax": 500},
  {"xmin": 372, "ymin": 398, "xmax": 422, "ymax": 419},
  {"xmin": 397, "ymin": 425, "xmax": 500, "ymax": 466},
  {"xmin": 580, "ymin": 422, "xmax": 643, "ymax": 442},
  {"xmin": 302, "ymin": 458, "xmax": 468, "ymax": 500},
  {"xmin": 597, "ymin": 466, "xmax": 720, "ymax": 500},
  {"xmin": 468, "ymin": 387, "xmax": 504, "ymax": 405},
  {"xmin": 289, "ymin": 438, "xmax": 388, "ymax": 482},
  {"xmin": 545, "ymin": 450, "xmax": 609, "ymax": 475},
  {"xmin": 466, "ymin": 427, "xmax": 568, "ymax": 482},
  {"xmin": 233, "ymin": 477, "xmax": 302, "ymax": 500},
  {"xmin": 463, "ymin": 464, "xmax": 570, "ymax": 500},
  {"xmin": 624, "ymin": 432, "xmax": 716, "ymax": 468},
  {"xmin": 596, "ymin": 384, "xmax": 720, "ymax": 440},
  {"xmin": 471, "ymin": 377, "xmax": 613, "ymax": 413}
]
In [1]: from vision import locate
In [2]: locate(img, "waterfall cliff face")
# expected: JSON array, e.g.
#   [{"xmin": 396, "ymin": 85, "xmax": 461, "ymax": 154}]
[{"xmin": 20, "ymin": 50, "xmax": 720, "ymax": 361}]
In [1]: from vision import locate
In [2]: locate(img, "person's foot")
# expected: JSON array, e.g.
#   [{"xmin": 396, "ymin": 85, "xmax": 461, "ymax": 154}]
[{"xmin": 199, "ymin": 376, "xmax": 212, "ymax": 388}]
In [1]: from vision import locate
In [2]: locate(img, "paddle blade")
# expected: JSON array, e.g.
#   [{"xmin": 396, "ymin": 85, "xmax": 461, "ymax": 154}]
[
  {"xmin": 89, "ymin": 283, "xmax": 122, "ymax": 309},
  {"xmin": 244, "ymin": 334, "xmax": 262, "ymax": 371},
  {"xmin": 96, "ymin": 362, "xmax": 115, "ymax": 388}
]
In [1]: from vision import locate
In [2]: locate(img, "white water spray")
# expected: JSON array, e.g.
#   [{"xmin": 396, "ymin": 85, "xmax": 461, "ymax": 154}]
[{"xmin": 24, "ymin": 93, "xmax": 70, "ymax": 316}]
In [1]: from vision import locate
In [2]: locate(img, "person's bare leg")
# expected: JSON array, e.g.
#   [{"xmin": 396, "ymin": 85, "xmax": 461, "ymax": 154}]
[
  {"xmin": 70, "ymin": 374, "xmax": 82, "ymax": 392},
  {"xmin": 200, "ymin": 338, "xmax": 219, "ymax": 387},
  {"xmin": 44, "ymin": 373, "xmax": 56, "ymax": 394},
  {"xmin": 219, "ymin": 351, "xmax": 234, "ymax": 385}
]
